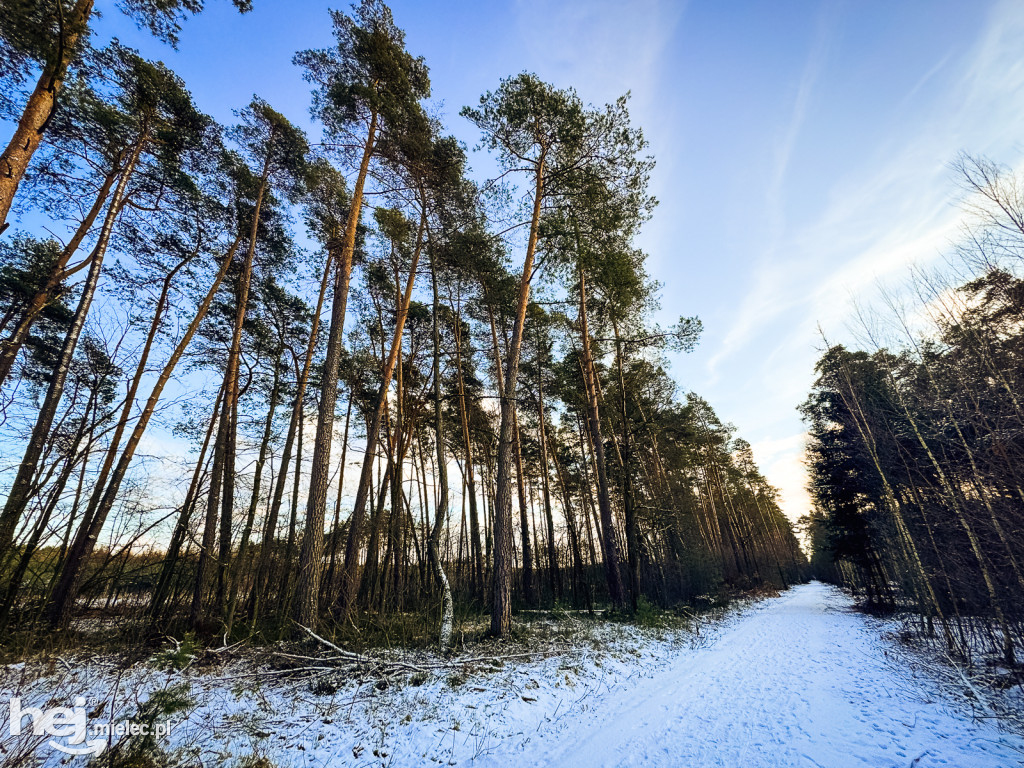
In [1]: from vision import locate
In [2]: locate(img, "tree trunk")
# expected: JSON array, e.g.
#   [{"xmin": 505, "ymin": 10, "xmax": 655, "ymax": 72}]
[
  {"xmin": 0, "ymin": 140, "xmax": 141, "ymax": 557},
  {"xmin": 536, "ymin": 383, "xmax": 562, "ymax": 601},
  {"xmin": 46, "ymin": 237, "xmax": 235, "ymax": 627},
  {"xmin": 612, "ymin": 318, "xmax": 639, "ymax": 610},
  {"xmin": 277, "ymin": 398, "xmax": 305, "ymax": 619},
  {"xmin": 453, "ymin": 306, "xmax": 484, "ymax": 598},
  {"xmin": 149, "ymin": 379, "xmax": 225, "ymax": 621},
  {"xmin": 248, "ymin": 247, "xmax": 336, "ymax": 622},
  {"xmin": 323, "ymin": 391, "xmax": 353, "ymax": 599},
  {"xmin": 428, "ymin": 244, "xmax": 453, "ymax": 650},
  {"xmin": 0, "ymin": 167, "xmax": 118, "ymax": 389},
  {"xmin": 513, "ymin": 410, "xmax": 534, "ymax": 605},
  {"xmin": 577, "ymin": 270, "xmax": 626, "ymax": 608},
  {"xmin": 0, "ymin": 385, "xmax": 96, "ymax": 629},
  {"xmin": 491, "ymin": 151, "xmax": 546, "ymax": 636},
  {"xmin": 550, "ymin": 437, "xmax": 590, "ymax": 610},
  {"xmin": 337, "ymin": 209, "xmax": 426, "ymax": 613},
  {"xmin": 225, "ymin": 356, "xmax": 282, "ymax": 632},
  {"xmin": 200, "ymin": 154, "xmax": 273, "ymax": 625},
  {"xmin": 293, "ymin": 112, "xmax": 378, "ymax": 626},
  {"xmin": 293, "ymin": 245, "xmax": 347, "ymax": 626},
  {"xmin": 0, "ymin": 0, "xmax": 95, "ymax": 233}
]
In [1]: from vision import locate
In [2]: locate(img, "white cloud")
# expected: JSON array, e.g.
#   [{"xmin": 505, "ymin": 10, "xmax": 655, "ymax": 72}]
[
  {"xmin": 766, "ymin": 1, "xmax": 841, "ymax": 241},
  {"xmin": 512, "ymin": 0, "xmax": 685, "ymax": 111},
  {"xmin": 700, "ymin": 0, "xmax": 1024, "ymax": 522}
]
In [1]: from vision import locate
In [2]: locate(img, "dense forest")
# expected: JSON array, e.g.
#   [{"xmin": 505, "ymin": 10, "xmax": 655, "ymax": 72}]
[
  {"xmin": 803, "ymin": 155, "xmax": 1024, "ymax": 667},
  {"xmin": 0, "ymin": 0, "xmax": 803, "ymax": 650}
]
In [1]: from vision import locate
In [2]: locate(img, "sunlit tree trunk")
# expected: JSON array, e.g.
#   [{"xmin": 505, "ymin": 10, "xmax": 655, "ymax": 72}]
[{"xmin": 0, "ymin": 0, "xmax": 95, "ymax": 234}]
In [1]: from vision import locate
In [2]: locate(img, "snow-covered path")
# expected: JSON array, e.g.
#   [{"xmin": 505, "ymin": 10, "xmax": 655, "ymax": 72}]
[
  {"xmin": 518, "ymin": 582, "xmax": 1024, "ymax": 768},
  {"xmin": 5, "ymin": 582, "xmax": 1023, "ymax": 767}
]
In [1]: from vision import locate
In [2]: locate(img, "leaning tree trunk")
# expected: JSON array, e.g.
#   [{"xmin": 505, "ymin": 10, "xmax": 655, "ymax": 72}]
[
  {"xmin": 50, "ymin": 227, "xmax": 204, "ymax": 624},
  {"xmin": 322, "ymin": 392, "xmax": 353, "ymax": 600},
  {"xmin": 293, "ymin": 111, "xmax": 378, "ymax": 627},
  {"xmin": 490, "ymin": 151, "xmax": 546, "ymax": 636},
  {"xmin": 149, "ymin": 380, "xmax": 226, "ymax": 621},
  {"xmin": 0, "ymin": 166, "xmax": 118, "ymax": 389},
  {"xmin": 834, "ymin": 362, "xmax": 955, "ymax": 654},
  {"xmin": 201, "ymin": 154, "xmax": 277, "ymax": 627},
  {"xmin": 248, "ymin": 249, "xmax": 336, "ymax": 622},
  {"xmin": 46, "ymin": 240, "xmax": 234, "ymax": 628},
  {"xmin": 336, "ymin": 210, "xmax": 425, "ymax": 614},
  {"xmin": 453, "ymin": 305, "xmax": 484, "ymax": 598},
  {"xmin": 0, "ymin": 0, "xmax": 95, "ymax": 234},
  {"xmin": 0, "ymin": 385, "xmax": 96, "ymax": 629},
  {"xmin": 225, "ymin": 357, "xmax": 282, "ymax": 632},
  {"xmin": 292, "ymin": 241, "xmax": 348, "ymax": 627},
  {"xmin": 198, "ymin": 153, "xmax": 273, "ymax": 626},
  {"xmin": 893, "ymin": 388, "xmax": 1015, "ymax": 665},
  {"xmin": 0, "ymin": 140, "xmax": 141, "ymax": 558}
]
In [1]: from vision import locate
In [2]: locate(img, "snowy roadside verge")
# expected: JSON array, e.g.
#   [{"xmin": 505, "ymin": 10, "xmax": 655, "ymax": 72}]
[
  {"xmin": 861, "ymin": 608, "xmax": 1024, "ymax": 739},
  {"xmin": 0, "ymin": 594, "xmax": 768, "ymax": 767}
]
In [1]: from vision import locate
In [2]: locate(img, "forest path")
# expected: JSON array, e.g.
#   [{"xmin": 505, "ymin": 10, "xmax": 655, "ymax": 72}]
[{"xmin": 522, "ymin": 582, "xmax": 1024, "ymax": 768}]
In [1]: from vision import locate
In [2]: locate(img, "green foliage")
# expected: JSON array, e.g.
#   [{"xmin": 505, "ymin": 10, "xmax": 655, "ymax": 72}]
[
  {"xmin": 152, "ymin": 633, "xmax": 198, "ymax": 670},
  {"xmin": 803, "ymin": 243, "xmax": 1024, "ymax": 661},
  {"xmin": 0, "ymin": 0, "xmax": 251, "ymax": 116},
  {"xmin": 230, "ymin": 97, "xmax": 309, "ymax": 201},
  {"xmin": 89, "ymin": 684, "xmax": 192, "ymax": 768},
  {"xmin": 0, "ymin": 236, "xmax": 74, "ymax": 383},
  {"xmin": 462, "ymin": 74, "xmax": 585, "ymax": 168},
  {"xmin": 295, "ymin": 0, "xmax": 430, "ymax": 148},
  {"xmin": 632, "ymin": 596, "xmax": 663, "ymax": 628},
  {"xmin": 0, "ymin": 0, "xmax": 807, "ymax": 659}
]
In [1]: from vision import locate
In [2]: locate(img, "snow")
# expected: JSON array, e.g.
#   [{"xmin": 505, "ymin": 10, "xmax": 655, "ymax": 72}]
[
  {"xmin": 2, "ymin": 582, "xmax": 1023, "ymax": 767},
  {"xmin": 516, "ymin": 582, "xmax": 1024, "ymax": 768}
]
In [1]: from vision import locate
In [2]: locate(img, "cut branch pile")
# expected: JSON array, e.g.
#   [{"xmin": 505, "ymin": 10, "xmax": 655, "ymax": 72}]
[{"xmin": 254, "ymin": 625, "xmax": 566, "ymax": 683}]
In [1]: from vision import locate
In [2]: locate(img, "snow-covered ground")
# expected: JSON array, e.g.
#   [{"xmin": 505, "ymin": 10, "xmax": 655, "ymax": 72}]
[{"xmin": 2, "ymin": 582, "xmax": 1023, "ymax": 767}]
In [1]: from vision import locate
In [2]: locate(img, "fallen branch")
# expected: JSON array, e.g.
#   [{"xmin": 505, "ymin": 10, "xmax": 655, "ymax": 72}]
[
  {"xmin": 292, "ymin": 623, "xmax": 567, "ymax": 678},
  {"xmin": 202, "ymin": 665, "xmax": 338, "ymax": 682}
]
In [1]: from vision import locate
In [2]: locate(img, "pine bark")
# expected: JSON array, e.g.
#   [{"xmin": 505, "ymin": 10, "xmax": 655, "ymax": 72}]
[
  {"xmin": 0, "ymin": 0, "xmax": 95, "ymax": 233},
  {"xmin": 490, "ymin": 152, "xmax": 545, "ymax": 635},
  {"xmin": 337, "ymin": 209, "xmax": 426, "ymax": 613}
]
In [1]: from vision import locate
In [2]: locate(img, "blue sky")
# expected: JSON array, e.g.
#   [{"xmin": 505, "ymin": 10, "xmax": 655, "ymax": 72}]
[{"xmin": 81, "ymin": 0, "xmax": 1024, "ymax": 522}]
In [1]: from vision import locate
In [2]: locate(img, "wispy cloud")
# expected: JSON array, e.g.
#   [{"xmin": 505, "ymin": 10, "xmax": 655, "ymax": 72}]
[
  {"xmin": 700, "ymin": 0, "xmax": 1024, "ymax": 521},
  {"xmin": 512, "ymin": 0, "xmax": 685, "ymax": 110},
  {"xmin": 766, "ymin": 1, "xmax": 841, "ymax": 241},
  {"xmin": 706, "ymin": 2, "xmax": 839, "ymax": 384}
]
